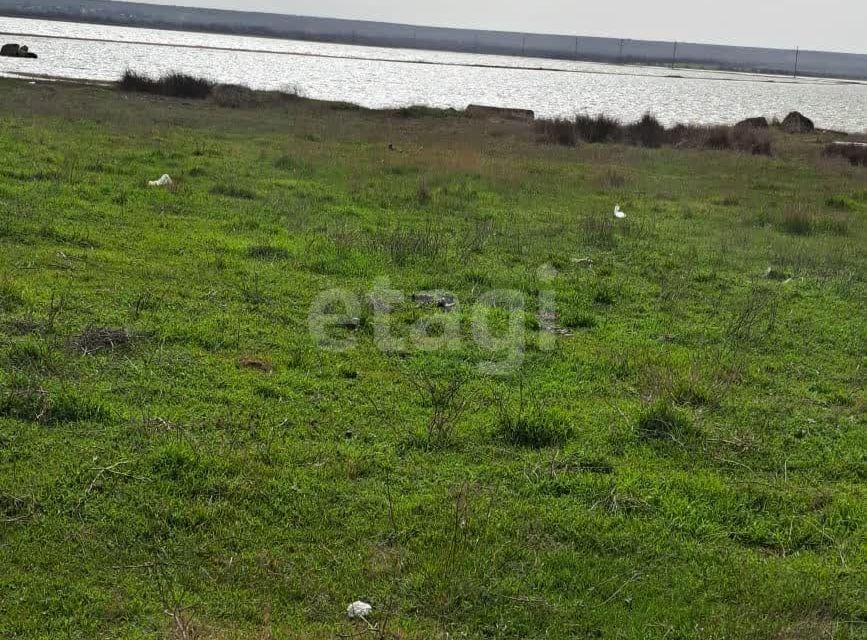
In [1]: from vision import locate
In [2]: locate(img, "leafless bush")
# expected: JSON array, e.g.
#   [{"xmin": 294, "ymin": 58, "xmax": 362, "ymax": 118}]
[
  {"xmin": 726, "ymin": 287, "xmax": 779, "ymax": 346},
  {"xmin": 408, "ymin": 372, "xmax": 475, "ymax": 445},
  {"xmin": 534, "ymin": 118, "xmax": 578, "ymax": 146}
]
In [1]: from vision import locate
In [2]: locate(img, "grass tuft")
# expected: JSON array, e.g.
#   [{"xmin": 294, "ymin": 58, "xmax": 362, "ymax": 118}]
[
  {"xmin": 373, "ymin": 226, "xmax": 447, "ymax": 265},
  {"xmin": 0, "ymin": 279, "xmax": 24, "ymax": 311},
  {"xmin": 580, "ymin": 215, "xmax": 617, "ymax": 249},
  {"xmin": 780, "ymin": 204, "xmax": 815, "ymax": 235},
  {"xmin": 636, "ymin": 400, "xmax": 695, "ymax": 443},
  {"xmin": 247, "ymin": 245, "xmax": 291, "ymax": 260},
  {"xmin": 495, "ymin": 403, "xmax": 571, "ymax": 448},
  {"xmin": 211, "ymin": 184, "xmax": 258, "ymax": 200},
  {"xmin": 0, "ymin": 375, "xmax": 110, "ymax": 424}
]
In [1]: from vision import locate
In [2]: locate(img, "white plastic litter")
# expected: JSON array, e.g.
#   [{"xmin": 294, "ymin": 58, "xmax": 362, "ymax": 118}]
[
  {"xmin": 614, "ymin": 205, "xmax": 627, "ymax": 219},
  {"xmin": 148, "ymin": 174, "xmax": 174, "ymax": 188},
  {"xmin": 346, "ymin": 601, "xmax": 372, "ymax": 619}
]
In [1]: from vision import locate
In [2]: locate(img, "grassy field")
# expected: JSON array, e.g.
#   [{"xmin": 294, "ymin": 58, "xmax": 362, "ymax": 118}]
[{"xmin": 0, "ymin": 78, "xmax": 865, "ymax": 639}]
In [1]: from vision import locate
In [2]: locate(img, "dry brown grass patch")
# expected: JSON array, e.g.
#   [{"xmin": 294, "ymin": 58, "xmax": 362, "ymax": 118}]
[{"xmin": 238, "ymin": 356, "xmax": 274, "ymax": 374}]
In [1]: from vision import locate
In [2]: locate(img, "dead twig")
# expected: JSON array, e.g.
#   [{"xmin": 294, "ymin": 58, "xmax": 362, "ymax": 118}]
[{"xmin": 76, "ymin": 460, "xmax": 150, "ymax": 513}]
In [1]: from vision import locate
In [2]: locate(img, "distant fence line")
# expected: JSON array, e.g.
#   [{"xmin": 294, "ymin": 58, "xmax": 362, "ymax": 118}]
[{"xmin": 1, "ymin": 0, "xmax": 866, "ymax": 79}]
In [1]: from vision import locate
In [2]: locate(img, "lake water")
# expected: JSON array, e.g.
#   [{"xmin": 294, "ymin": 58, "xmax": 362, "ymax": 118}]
[{"xmin": 2, "ymin": 16, "xmax": 866, "ymax": 132}]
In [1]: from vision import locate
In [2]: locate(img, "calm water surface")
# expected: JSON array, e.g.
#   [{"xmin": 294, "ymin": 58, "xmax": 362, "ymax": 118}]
[{"xmin": 1, "ymin": 17, "xmax": 866, "ymax": 132}]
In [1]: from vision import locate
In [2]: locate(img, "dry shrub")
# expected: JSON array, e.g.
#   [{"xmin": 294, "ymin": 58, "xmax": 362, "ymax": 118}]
[
  {"xmin": 532, "ymin": 111, "xmax": 772, "ymax": 155},
  {"xmin": 408, "ymin": 372, "xmax": 475, "ymax": 445},
  {"xmin": 817, "ymin": 212, "xmax": 850, "ymax": 236},
  {"xmin": 592, "ymin": 166, "xmax": 628, "ymax": 190},
  {"xmin": 119, "ymin": 71, "xmax": 214, "ymax": 99},
  {"xmin": 416, "ymin": 175, "xmax": 432, "ymax": 204},
  {"xmin": 373, "ymin": 226, "xmax": 448, "ymax": 265},
  {"xmin": 780, "ymin": 204, "xmax": 815, "ymax": 236},
  {"xmin": 118, "ymin": 69, "xmax": 159, "ymax": 93},
  {"xmin": 731, "ymin": 124, "xmax": 772, "ymax": 155},
  {"xmin": 702, "ymin": 126, "xmax": 734, "ymax": 150},
  {"xmin": 444, "ymin": 146, "xmax": 481, "ymax": 173},
  {"xmin": 160, "ymin": 73, "xmax": 213, "ymax": 99},
  {"xmin": 626, "ymin": 113, "xmax": 666, "ymax": 148},
  {"xmin": 575, "ymin": 113, "xmax": 623, "ymax": 143},
  {"xmin": 727, "ymin": 287, "xmax": 779, "ymax": 345},
  {"xmin": 210, "ymin": 83, "xmax": 257, "ymax": 108},
  {"xmin": 535, "ymin": 118, "xmax": 578, "ymax": 146},
  {"xmin": 824, "ymin": 143, "xmax": 867, "ymax": 167},
  {"xmin": 668, "ymin": 124, "xmax": 771, "ymax": 155}
]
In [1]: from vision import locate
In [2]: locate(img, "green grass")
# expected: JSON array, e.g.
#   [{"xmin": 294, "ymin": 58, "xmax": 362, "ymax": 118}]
[{"xmin": 0, "ymin": 78, "xmax": 865, "ymax": 639}]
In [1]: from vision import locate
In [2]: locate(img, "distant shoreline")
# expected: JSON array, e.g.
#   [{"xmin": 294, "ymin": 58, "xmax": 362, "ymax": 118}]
[
  {"xmin": 1, "ymin": 0, "xmax": 866, "ymax": 80},
  {"xmin": 3, "ymin": 28, "xmax": 863, "ymax": 89}
]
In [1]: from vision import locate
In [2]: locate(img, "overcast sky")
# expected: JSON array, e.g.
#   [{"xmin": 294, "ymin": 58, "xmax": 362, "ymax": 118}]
[{"xmin": 124, "ymin": 0, "xmax": 865, "ymax": 53}]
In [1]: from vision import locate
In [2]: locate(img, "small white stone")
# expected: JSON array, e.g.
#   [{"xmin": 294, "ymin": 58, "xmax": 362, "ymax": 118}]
[{"xmin": 347, "ymin": 601, "xmax": 372, "ymax": 619}]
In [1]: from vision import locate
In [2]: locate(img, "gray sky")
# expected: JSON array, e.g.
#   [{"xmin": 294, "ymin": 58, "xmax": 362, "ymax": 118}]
[{"xmin": 125, "ymin": 0, "xmax": 866, "ymax": 53}]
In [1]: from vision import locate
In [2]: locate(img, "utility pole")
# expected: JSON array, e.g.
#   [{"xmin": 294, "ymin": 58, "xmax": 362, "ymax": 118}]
[
  {"xmin": 672, "ymin": 41, "xmax": 678, "ymax": 68},
  {"xmin": 794, "ymin": 46, "xmax": 800, "ymax": 77},
  {"xmin": 618, "ymin": 39, "xmax": 624, "ymax": 64}
]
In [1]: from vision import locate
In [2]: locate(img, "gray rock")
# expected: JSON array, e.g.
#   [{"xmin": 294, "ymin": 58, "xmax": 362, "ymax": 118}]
[
  {"xmin": 412, "ymin": 291, "xmax": 457, "ymax": 311},
  {"xmin": 736, "ymin": 117, "xmax": 769, "ymax": 129},
  {"xmin": 781, "ymin": 111, "xmax": 815, "ymax": 134},
  {"xmin": 1, "ymin": 43, "xmax": 38, "ymax": 59}
]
